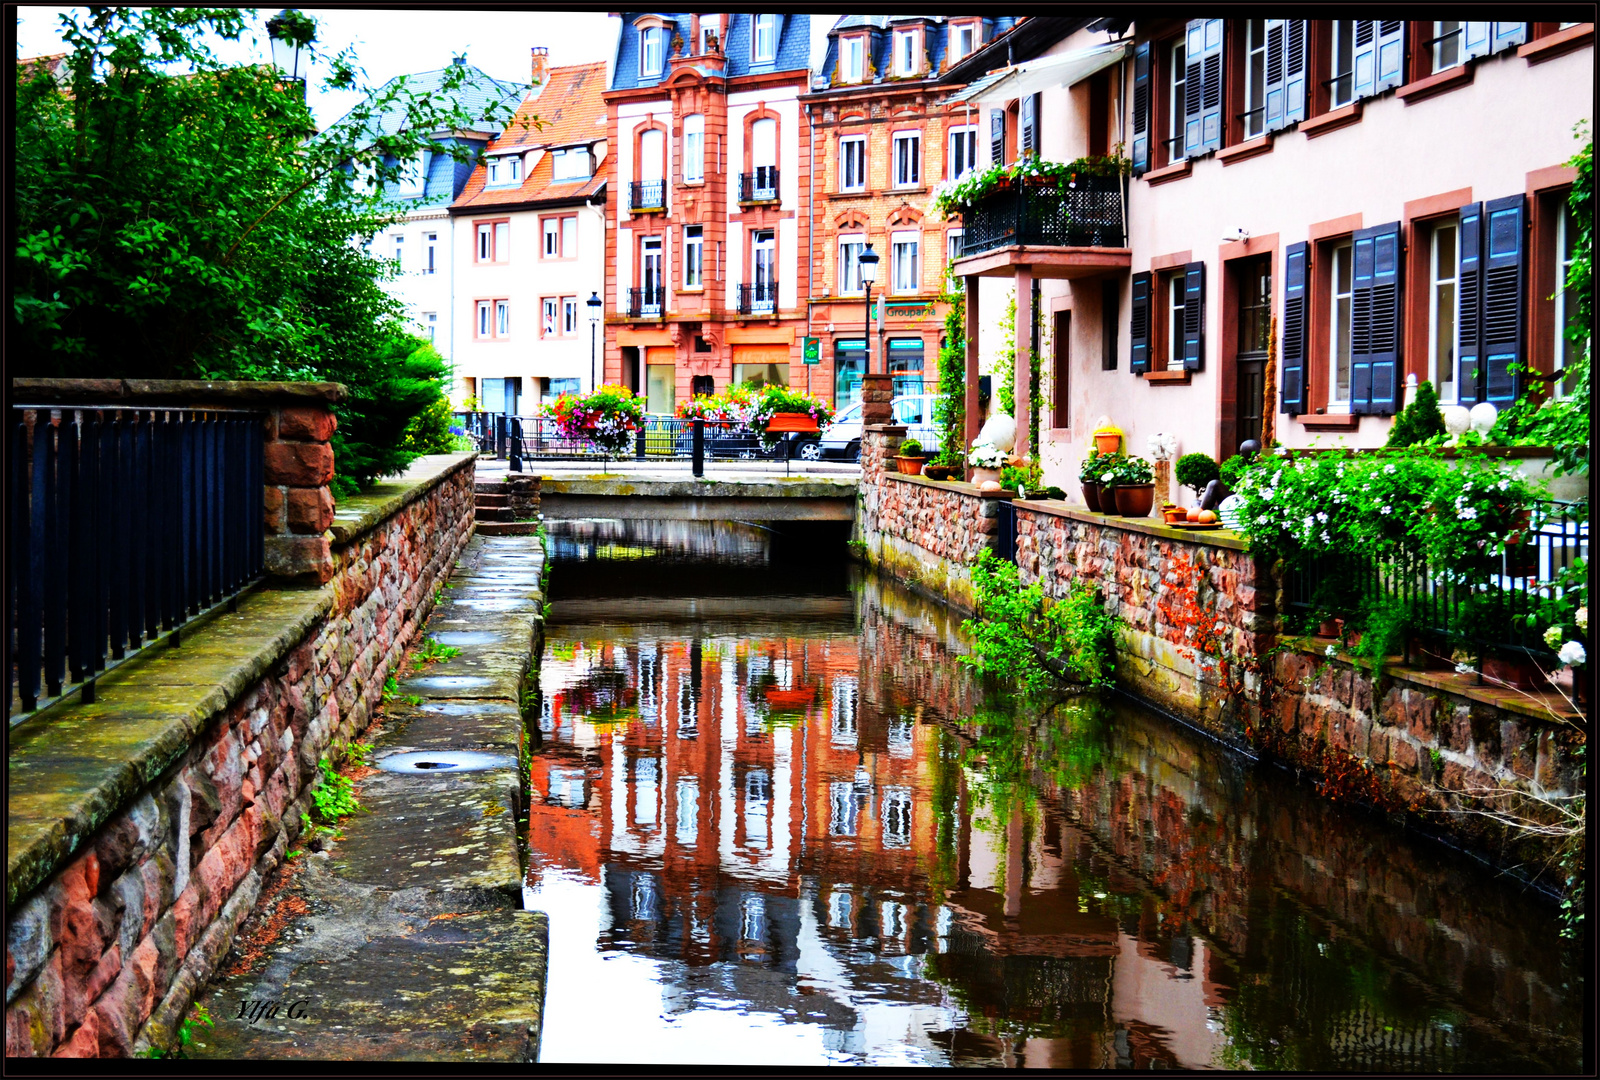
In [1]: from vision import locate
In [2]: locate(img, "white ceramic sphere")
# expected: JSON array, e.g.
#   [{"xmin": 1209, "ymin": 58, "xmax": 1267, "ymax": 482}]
[
  {"xmin": 1469, "ymin": 402, "xmax": 1498, "ymax": 433},
  {"xmin": 977, "ymin": 412, "xmax": 1016, "ymax": 453},
  {"xmin": 1442, "ymin": 406, "xmax": 1471, "ymax": 436}
]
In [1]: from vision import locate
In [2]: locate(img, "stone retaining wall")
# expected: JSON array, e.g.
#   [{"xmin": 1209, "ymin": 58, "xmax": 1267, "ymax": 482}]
[
  {"xmin": 856, "ymin": 427, "xmax": 1013, "ymax": 613},
  {"xmin": 5, "ymin": 453, "xmax": 476, "ymax": 1057}
]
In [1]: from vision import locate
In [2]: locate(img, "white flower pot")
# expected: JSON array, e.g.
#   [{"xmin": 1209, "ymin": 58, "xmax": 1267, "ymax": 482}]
[{"xmin": 970, "ymin": 467, "xmax": 1001, "ymax": 486}]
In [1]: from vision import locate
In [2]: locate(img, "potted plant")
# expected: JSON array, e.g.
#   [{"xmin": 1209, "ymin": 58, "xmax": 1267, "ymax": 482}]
[
  {"xmin": 747, "ymin": 384, "xmax": 834, "ymax": 451},
  {"xmin": 548, "ymin": 384, "xmax": 646, "ymax": 457},
  {"xmin": 1174, "ymin": 452, "xmax": 1220, "ymax": 504},
  {"xmin": 1161, "ymin": 502, "xmax": 1185, "ymax": 525},
  {"xmin": 968, "ymin": 442, "xmax": 1008, "ymax": 485},
  {"xmin": 1078, "ymin": 449, "xmax": 1108, "ymax": 511},
  {"xmin": 1090, "ymin": 418, "xmax": 1124, "ymax": 456},
  {"xmin": 1093, "ymin": 453, "xmax": 1127, "ymax": 512},
  {"xmin": 895, "ymin": 438, "xmax": 929, "ymax": 475},
  {"xmin": 1109, "ymin": 455, "xmax": 1156, "ymax": 517},
  {"xmin": 923, "ymin": 450, "xmax": 960, "ymax": 481}
]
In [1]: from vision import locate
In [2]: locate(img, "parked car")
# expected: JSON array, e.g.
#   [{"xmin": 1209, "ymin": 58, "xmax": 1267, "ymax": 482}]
[{"xmin": 817, "ymin": 394, "xmax": 941, "ymax": 463}]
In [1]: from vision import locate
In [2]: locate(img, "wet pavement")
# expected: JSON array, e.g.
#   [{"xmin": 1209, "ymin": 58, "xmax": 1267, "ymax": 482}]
[{"xmin": 529, "ymin": 518, "xmax": 1585, "ymax": 1070}]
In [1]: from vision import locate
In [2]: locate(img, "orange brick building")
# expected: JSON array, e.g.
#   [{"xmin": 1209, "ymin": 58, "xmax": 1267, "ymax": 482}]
[{"xmin": 803, "ymin": 17, "xmax": 1022, "ymax": 409}]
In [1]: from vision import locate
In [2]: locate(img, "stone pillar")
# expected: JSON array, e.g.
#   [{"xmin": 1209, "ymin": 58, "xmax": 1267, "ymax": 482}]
[
  {"xmin": 1013, "ymin": 266, "xmax": 1034, "ymax": 462},
  {"xmin": 264, "ymin": 403, "xmax": 338, "ymax": 583},
  {"xmin": 861, "ymin": 372, "xmax": 894, "ymax": 427},
  {"xmin": 963, "ymin": 274, "xmax": 982, "ymax": 456},
  {"xmin": 505, "ymin": 474, "xmax": 541, "ymax": 520}
]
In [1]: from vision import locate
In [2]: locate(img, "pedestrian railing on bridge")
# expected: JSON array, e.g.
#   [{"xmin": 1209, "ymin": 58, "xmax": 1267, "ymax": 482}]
[{"xmin": 9, "ymin": 404, "xmax": 265, "ymax": 724}]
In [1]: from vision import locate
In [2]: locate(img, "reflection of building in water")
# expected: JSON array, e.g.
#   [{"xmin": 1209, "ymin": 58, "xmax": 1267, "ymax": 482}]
[{"xmin": 549, "ymin": 519, "xmax": 773, "ymax": 566}]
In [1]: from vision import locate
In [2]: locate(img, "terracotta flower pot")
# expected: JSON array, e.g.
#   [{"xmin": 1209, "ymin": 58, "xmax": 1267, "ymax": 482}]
[
  {"xmin": 1112, "ymin": 483, "xmax": 1156, "ymax": 517},
  {"xmin": 1317, "ymin": 620, "xmax": 1341, "ymax": 639},
  {"xmin": 923, "ymin": 463, "xmax": 955, "ymax": 481},
  {"xmin": 895, "ymin": 455, "xmax": 928, "ymax": 475},
  {"xmin": 1483, "ymin": 655, "xmax": 1547, "ymax": 692},
  {"xmin": 1162, "ymin": 506, "xmax": 1186, "ymax": 524},
  {"xmin": 970, "ymin": 466, "xmax": 1002, "ymax": 486},
  {"xmin": 1093, "ymin": 432, "xmax": 1121, "ymax": 455},
  {"xmin": 1081, "ymin": 482, "xmax": 1103, "ymax": 512}
]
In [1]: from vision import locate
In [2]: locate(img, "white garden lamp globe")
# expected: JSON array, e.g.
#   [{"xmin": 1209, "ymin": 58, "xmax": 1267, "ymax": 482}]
[
  {"xmin": 1442, "ymin": 405, "xmax": 1471, "ymax": 437},
  {"xmin": 1469, "ymin": 402, "xmax": 1498, "ymax": 434}
]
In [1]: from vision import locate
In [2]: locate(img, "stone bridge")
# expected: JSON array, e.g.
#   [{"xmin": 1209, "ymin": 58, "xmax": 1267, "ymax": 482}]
[{"xmin": 536, "ymin": 475, "xmax": 858, "ymax": 522}]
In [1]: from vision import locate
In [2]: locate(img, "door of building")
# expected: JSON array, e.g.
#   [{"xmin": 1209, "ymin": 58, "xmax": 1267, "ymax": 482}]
[
  {"xmin": 886, "ymin": 337, "xmax": 925, "ymax": 398},
  {"xmin": 645, "ymin": 345, "xmax": 675, "ymax": 414},
  {"xmin": 834, "ymin": 339, "xmax": 866, "ymax": 409},
  {"xmin": 1232, "ymin": 255, "xmax": 1271, "ymax": 453}
]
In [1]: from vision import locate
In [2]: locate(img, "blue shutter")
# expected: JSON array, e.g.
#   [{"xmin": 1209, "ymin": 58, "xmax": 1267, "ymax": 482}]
[
  {"xmin": 1020, "ymin": 93, "xmax": 1037, "ymax": 158},
  {"xmin": 1457, "ymin": 201, "xmax": 1484, "ymax": 406},
  {"xmin": 1131, "ymin": 42, "xmax": 1151, "ymax": 175},
  {"xmin": 1199, "ymin": 19, "xmax": 1224, "ymax": 153},
  {"xmin": 1492, "ymin": 22, "xmax": 1527, "ymax": 53},
  {"xmin": 1182, "ymin": 261, "xmax": 1206, "ymax": 371},
  {"xmin": 1264, "ymin": 20, "xmax": 1308, "ymax": 132},
  {"xmin": 1462, "ymin": 21, "xmax": 1492, "ymax": 62},
  {"xmin": 1280, "ymin": 242, "xmax": 1309, "ymax": 414},
  {"xmin": 1481, "ymin": 194, "xmax": 1527, "ymax": 406},
  {"xmin": 1130, "ymin": 272, "xmax": 1151, "ymax": 374},
  {"xmin": 1374, "ymin": 20, "xmax": 1405, "ymax": 92},
  {"xmin": 990, "ymin": 108, "xmax": 1005, "ymax": 166},
  {"xmin": 1352, "ymin": 21, "xmax": 1378, "ymax": 99},
  {"xmin": 1182, "ymin": 21, "xmax": 1204, "ymax": 156},
  {"xmin": 1350, "ymin": 222, "xmax": 1402, "ymax": 415}
]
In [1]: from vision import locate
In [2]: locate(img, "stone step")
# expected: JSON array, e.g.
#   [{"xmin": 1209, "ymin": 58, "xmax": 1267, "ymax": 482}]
[
  {"xmin": 474, "ymin": 520, "xmax": 541, "ymax": 536},
  {"xmin": 475, "ymin": 493, "xmax": 510, "ymax": 509}
]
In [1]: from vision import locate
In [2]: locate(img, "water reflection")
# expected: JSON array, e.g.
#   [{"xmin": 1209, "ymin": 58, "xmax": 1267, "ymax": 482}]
[{"xmin": 530, "ymin": 520, "xmax": 1582, "ymax": 1070}]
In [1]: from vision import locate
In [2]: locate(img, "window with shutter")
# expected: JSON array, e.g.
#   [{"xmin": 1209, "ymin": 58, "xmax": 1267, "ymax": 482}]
[
  {"xmin": 1374, "ymin": 21, "xmax": 1404, "ymax": 91},
  {"xmin": 1182, "ymin": 20, "xmax": 1223, "ymax": 156},
  {"xmin": 1348, "ymin": 222, "xmax": 1401, "ymax": 415},
  {"xmin": 1182, "ymin": 261, "xmax": 1206, "ymax": 371},
  {"xmin": 1280, "ymin": 242, "xmax": 1309, "ymax": 414},
  {"xmin": 1481, "ymin": 194, "xmax": 1527, "ymax": 405},
  {"xmin": 1130, "ymin": 272, "xmax": 1151, "ymax": 374},
  {"xmin": 1131, "ymin": 42, "xmax": 1151, "ymax": 174},
  {"xmin": 1461, "ymin": 21, "xmax": 1492, "ymax": 63},
  {"xmin": 1021, "ymin": 93, "xmax": 1039, "ymax": 158},
  {"xmin": 1491, "ymin": 22, "xmax": 1527, "ymax": 52},
  {"xmin": 990, "ymin": 109, "xmax": 1005, "ymax": 167},
  {"xmin": 1262, "ymin": 19, "xmax": 1307, "ymax": 132},
  {"xmin": 1456, "ymin": 202, "xmax": 1484, "ymax": 406}
]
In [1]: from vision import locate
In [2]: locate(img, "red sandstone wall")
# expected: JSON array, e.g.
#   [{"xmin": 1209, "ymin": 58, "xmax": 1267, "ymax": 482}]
[{"xmin": 4, "ymin": 460, "xmax": 475, "ymax": 1058}]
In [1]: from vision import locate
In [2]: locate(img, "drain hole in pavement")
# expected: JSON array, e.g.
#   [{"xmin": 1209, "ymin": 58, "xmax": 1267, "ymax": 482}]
[{"xmin": 377, "ymin": 750, "xmax": 516, "ymax": 774}]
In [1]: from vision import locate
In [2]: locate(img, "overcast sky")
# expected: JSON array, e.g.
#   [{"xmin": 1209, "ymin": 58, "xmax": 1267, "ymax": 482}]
[{"xmin": 15, "ymin": 7, "xmax": 842, "ymax": 128}]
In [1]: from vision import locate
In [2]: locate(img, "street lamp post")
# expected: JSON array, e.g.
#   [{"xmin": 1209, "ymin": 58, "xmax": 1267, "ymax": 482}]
[
  {"xmin": 266, "ymin": 9, "xmax": 314, "ymax": 94},
  {"xmin": 858, "ymin": 243, "xmax": 879, "ymax": 378},
  {"xmin": 587, "ymin": 291, "xmax": 603, "ymax": 393}
]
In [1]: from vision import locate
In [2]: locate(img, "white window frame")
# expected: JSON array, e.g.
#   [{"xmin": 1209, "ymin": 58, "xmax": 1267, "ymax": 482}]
[
  {"xmin": 396, "ymin": 149, "xmax": 427, "ymax": 197},
  {"xmin": 839, "ymin": 135, "xmax": 866, "ymax": 192},
  {"xmin": 682, "ymin": 115, "xmax": 705, "ymax": 182},
  {"xmin": 838, "ymin": 232, "xmax": 865, "ymax": 296},
  {"xmin": 895, "ymin": 29, "xmax": 916, "ymax": 76},
  {"xmin": 1554, "ymin": 204, "xmax": 1578, "ymax": 397},
  {"xmin": 495, "ymin": 299, "xmax": 510, "ymax": 338},
  {"xmin": 891, "ymin": 130, "xmax": 921, "ymax": 189},
  {"xmin": 477, "ymin": 298, "xmax": 510, "ymax": 341},
  {"xmin": 563, "ymin": 296, "xmax": 579, "ymax": 336},
  {"xmin": 843, "ymin": 37, "xmax": 863, "ymax": 82},
  {"xmin": 700, "ymin": 15, "xmax": 720, "ymax": 54},
  {"xmin": 1243, "ymin": 19, "xmax": 1267, "ymax": 139},
  {"xmin": 683, "ymin": 225, "xmax": 704, "ymax": 288},
  {"xmin": 947, "ymin": 125, "xmax": 977, "ymax": 181},
  {"xmin": 1329, "ymin": 239, "xmax": 1354, "ymax": 407},
  {"xmin": 552, "ymin": 148, "xmax": 591, "ymax": 181},
  {"xmin": 1167, "ymin": 273, "xmax": 1185, "ymax": 371},
  {"xmin": 1330, "ymin": 20, "xmax": 1356, "ymax": 108},
  {"xmin": 750, "ymin": 117, "xmax": 777, "ymax": 170},
  {"xmin": 486, "ymin": 153, "xmax": 522, "ymax": 187},
  {"xmin": 946, "ymin": 228, "xmax": 963, "ymax": 264},
  {"xmin": 954, "ymin": 23, "xmax": 975, "ymax": 61},
  {"xmin": 541, "ymin": 297, "xmax": 559, "ymax": 338},
  {"xmin": 391, "ymin": 233, "xmax": 404, "ymax": 268},
  {"xmin": 891, "ymin": 231, "xmax": 919, "ymax": 295},
  {"xmin": 542, "ymin": 218, "xmax": 559, "ymax": 258},
  {"xmin": 423, "ymin": 312, "xmax": 437, "ymax": 342},
  {"xmin": 1432, "ymin": 20, "xmax": 1481, "ymax": 73},
  {"xmin": 640, "ymin": 26, "xmax": 665, "ymax": 77},
  {"xmin": 425, "ymin": 232, "xmax": 437, "ymax": 275},
  {"xmin": 1428, "ymin": 219, "xmax": 1460, "ymax": 403},
  {"xmin": 1168, "ymin": 40, "xmax": 1187, "ymax": 161},
  {"xmin": 561, "ymin": 216, "xmax": 577, "ymax": 259},
  {"xmin": 753, "ymin": 15, "xmax": 778, "ymax": 62}
]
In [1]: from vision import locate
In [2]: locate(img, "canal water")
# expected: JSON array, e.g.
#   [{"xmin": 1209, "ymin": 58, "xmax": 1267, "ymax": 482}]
[{"xmin": 528, "ymin": 520, "xmax": 1583, "ymax": 1070}]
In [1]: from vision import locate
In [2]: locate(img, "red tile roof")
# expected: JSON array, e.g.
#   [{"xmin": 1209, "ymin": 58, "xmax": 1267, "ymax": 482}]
[{"xmin": 452, "ymin": 61, "xmax": 607, "ymax": 210}]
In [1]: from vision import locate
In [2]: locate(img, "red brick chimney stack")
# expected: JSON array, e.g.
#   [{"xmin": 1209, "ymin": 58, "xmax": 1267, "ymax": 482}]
[{"xmin": 531, "ymin": 46, "xmax": 549, "ymax": 87}]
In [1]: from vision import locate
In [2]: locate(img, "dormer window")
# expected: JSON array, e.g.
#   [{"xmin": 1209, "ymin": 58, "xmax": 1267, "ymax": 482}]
[
  {"xmin": 699, "ymin": 14, "xmax": 720, "ymax": 54},
  {"xmin": 396, "ymin": 149, "xmax": 427, "ymax": 197},
  {"xmin": 842, "ymin": 36, "xmax": 864, "ymax": 82},
  {"xmin": 753, "ymin": 15, "xmax": 778, "ymax": 62},
  {"xmin": 552, "ymin": 148, "xmax": 591, "ymax": 181},
  {"xmin": 640, "ymin": 26, "xmax": 665, "ymax": 76},
  {"xmin": 952, "ymin": 21, "xmax": 977, "ymax": 61},
  {"xmin": 486, "ymin": 153, "xmax": 522, "ymax": 187},
  {"xmin": 895, "ymin": 29, "xmax": 917, "ymax": 76}
]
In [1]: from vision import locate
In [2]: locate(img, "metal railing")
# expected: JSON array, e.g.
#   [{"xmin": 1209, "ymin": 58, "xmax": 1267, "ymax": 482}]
[
  {"xmin": 1284, "ymin": 499, "xmax": 1589, "ymax": 670},
  {"xmin": 9, "ymin": 405, "xmax": 265, "ymax": 722},
  {"xmin": 738, "ymin": 167, "xmax": 779, "ymax": 203},
  {"xmin": 959, "ymin": 172, "xmax": 1126, "ymax": 257},
  {"xmin": 629, "ymin": 180, "xmax": 666, "ymax": 212},
  {"xmin": 628, "ymin": 285, "xmax": 665, "ymax": 318},
  {"xmin": 737, "ymin": 280, "xmax": 778, "ymax": 316},
  {"xmin": 456, "ymin": 415, "xmax": 821, "ymax": 476}
]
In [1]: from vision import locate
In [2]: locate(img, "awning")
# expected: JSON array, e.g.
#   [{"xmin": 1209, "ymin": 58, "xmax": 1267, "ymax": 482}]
[{"xmin": 950, "ymin": 41, "xmax": 1130, "ymax": 105}]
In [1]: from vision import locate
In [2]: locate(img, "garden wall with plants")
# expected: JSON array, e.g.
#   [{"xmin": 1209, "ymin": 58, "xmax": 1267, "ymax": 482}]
[
  {"xmin": 856, "ymin": 427, "xmax": 1016, "ymax": 613},
  {"xmin": 5, "ymin": 453, "xmax": 475, "ymax": 1058}
]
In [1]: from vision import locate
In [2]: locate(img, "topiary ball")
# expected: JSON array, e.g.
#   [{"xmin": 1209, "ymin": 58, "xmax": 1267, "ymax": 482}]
[{"xmin": 1174, "ymin": 452, "xmax": 1220, "ymax": 493}]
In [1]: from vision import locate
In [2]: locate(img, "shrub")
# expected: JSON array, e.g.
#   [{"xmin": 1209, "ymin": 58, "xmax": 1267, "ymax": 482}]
[
  {"xmin": 960, "ymin": 550, "xmax": 1119, "ymax": 691},
  {"xmin": 1174, "ymin": 452, "xmax": 1220, "ymax": 493},
  {"xmin": 1219, "ymin": 454, "xmax": 1248, "ymax": 489},
  {"xmin": 1385, "ymin": 379, "xmax": 1446, "ymax": 447},
  {"xmin": 898, "ymin": 438, "xmax": 924, "ymax": 456}
]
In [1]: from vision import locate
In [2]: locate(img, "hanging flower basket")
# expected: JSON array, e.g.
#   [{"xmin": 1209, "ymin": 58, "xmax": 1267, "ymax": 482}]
[{"xmin": 547, "ymin": 384, "xmax": 645, "ymax": 456}]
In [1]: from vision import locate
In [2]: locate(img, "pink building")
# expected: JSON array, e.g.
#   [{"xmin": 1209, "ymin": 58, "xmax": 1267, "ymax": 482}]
[{"xmin": 939, "ymin": 18, "xmax": 1592, "ymax": 498}]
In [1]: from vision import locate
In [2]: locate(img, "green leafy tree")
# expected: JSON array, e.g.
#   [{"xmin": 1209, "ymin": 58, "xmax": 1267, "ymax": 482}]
[{"xmin": 13, "ymin": 8, "xmax": 519, "ymax": 492}]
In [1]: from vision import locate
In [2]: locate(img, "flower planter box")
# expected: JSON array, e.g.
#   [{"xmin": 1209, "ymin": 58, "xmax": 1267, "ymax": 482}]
[
  {"xmin": 970, "ymin": 466, "xmax": 1002, "ymax": 486},
  {"xmin": 766, "ymin": 412, "xmax": 819, "ymax": 433}
]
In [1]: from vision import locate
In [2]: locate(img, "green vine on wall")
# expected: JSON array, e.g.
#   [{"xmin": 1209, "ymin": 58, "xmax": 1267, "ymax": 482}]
[{"xmin": 935, "ymin": 269, "xmax": 966, "ymax": 466}]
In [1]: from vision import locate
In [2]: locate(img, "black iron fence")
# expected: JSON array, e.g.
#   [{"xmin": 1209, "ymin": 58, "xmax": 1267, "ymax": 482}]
[
  {"xmin": 959, "ymin": 173, "xmax": 1126, "ymax": 258},
  {"xmin": 628, "ymin": 285, "xmax": 665, "ymax": 318},
  {"xmin": 9, "ymin": 405, "xmax": 265, "ymax": 720},
  {"xmin": 738, "ymin": 167, "xmax": 779, "ymax": 202},
  {"xmin": 737, "ymin": 280, "xmax": 779, "ymax": 316},
  {"xmin": 1284, "ymin": 498, "xmax": 1588, "ymax": 669},
  {"xmin": 629, "ymin": 180, "xmax": 665, "ymax": 212},
  {"xmin": 452, "ymin": 413, "xmax": 821, "ymax": 476}
]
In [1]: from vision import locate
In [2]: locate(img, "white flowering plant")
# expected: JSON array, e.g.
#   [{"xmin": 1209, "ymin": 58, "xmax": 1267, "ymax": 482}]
[{"xmin": 967, "ymin": 442, "xmax": 1009, "ymax": 469}]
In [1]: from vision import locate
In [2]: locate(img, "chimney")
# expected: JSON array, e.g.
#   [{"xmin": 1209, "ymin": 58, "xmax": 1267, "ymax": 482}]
[{"xmin": 531, "ymin": 46, "xmax": 549, "ymax": 87}]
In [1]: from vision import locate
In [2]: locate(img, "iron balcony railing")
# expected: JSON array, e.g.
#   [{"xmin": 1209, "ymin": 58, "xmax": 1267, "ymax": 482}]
[
  {"xmin": 9, "ymin": 405, "xmax": 265, "ymax": 722},
  {"xmin": 629, "ymin": 179, "xmax": 666, "ymax": 212},
  {"xmin": 959, "ymin": 172, "xmax": 1126, "ymax": 258},
  {"xmin": 1283, "ymin": 498, "xmax": 1588, "ymax": 672},
  {"xmin": 628, "ymin": 285, "xmax": 666, "ymax": 318},
  {"xmin": 738, "ymin": 167, "xmax": 780, "ymax": 203},
  {"xmin": 737, "ymin": 280, "xmax": 778, "ymax": 316}
]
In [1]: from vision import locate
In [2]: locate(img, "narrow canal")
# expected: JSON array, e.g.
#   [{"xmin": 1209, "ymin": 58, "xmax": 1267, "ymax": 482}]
[{"xmin": 527, "ymin": 520, "xmax": 1583, "ymax": 1070}]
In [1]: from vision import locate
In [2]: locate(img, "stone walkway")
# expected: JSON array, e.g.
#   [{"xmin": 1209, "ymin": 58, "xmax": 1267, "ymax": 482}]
[{"xmin": 186, "ymin": 533, "xmax": 549, "ymax": 1061}]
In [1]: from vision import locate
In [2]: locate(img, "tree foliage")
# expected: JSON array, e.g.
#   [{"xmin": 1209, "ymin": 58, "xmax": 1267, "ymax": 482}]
[{"xmin": 12, "ymin": 7, "xmax": 515, "ymax": 492}]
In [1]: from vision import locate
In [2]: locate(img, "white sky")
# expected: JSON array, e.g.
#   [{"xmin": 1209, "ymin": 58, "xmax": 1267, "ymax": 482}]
[{"xmin": 15, "ymin": 7, "xmax": 842, "ymax": 129}]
